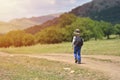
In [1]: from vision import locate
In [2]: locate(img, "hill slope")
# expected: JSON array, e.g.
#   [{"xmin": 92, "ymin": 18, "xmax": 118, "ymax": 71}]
[
  {"xmin": 0, "ymin": 21, "xmax": 17, "ymax": 33},
  {"xmin": 10, "ymin": 13, "xmax": 61, "ymax": 29},
  {"xmin": 25, "ymin": 0, "xmax": 120, "ymax": 34},
  {"xmin": 24, "ymin": 17, "xmax": 60, "ymax": 34},
  {"xmin": 0, "ymin": 13, "xmax": 61, "ymax": 33},
  {"xmin": 70, "ymin": 0, "xmax": 120, "ymax": 24}
]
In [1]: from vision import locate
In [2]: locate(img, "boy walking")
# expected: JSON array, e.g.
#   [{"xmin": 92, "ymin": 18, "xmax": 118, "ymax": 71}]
[{"xmin": 72, "ymin": 29, "xmax": 83, "ymax": 64}]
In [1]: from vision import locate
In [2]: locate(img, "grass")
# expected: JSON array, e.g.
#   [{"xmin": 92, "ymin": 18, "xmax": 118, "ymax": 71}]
[
  {"xmin": 0, "ymin": 39, "xmax": 120, "ymax": 56},
  {"xmin": 82, "ymin": 39, "xmax": 120, "ymax": 56},
  {"xmin": 0, "ymin": 39, "xmax": 118, "ymax": 80},
  {"xmin": 0, "ymin": 42, "xmax": 72, "ymax": 54},
  {"xmin": 0, "ymin": 56, "xmax": 109, "ymax": 80},
  {"xmin": 83, "ymin": 39, "xmax": 120, "ymax": 56}
]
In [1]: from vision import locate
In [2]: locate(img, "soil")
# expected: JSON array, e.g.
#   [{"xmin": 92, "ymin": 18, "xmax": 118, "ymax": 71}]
[{"xmin": 0, "ymin": 52, "xmax": 120, "ymax": 80}]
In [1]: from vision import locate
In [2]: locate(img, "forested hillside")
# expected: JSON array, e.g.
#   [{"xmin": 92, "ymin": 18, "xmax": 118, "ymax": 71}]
[
  {"xmin": 0, "ymin": 13, "xmax": 120, "ymax": 47},
  {"xmin": 70, "ymin": 0, "xmax": 120, "ymax": 24}
]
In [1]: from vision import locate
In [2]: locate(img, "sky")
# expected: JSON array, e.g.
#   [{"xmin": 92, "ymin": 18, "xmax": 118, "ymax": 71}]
[{"xmin": 0, "ymin": 0, "xmax": 92, "ymax": 21}]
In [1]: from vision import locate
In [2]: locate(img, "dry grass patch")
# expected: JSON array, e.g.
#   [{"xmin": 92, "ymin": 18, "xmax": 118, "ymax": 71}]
[{"xmin": 0, "ymin": 56, "xmax": 109, "ymax": 80}]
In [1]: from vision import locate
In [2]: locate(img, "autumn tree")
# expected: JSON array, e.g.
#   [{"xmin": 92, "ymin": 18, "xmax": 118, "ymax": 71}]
[{"xmin": 35, "ymin": 27, "xmax": 64, "ymax": 44}]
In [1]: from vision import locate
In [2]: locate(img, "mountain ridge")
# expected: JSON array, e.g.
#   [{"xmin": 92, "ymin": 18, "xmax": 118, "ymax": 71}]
[
  {"xmin": 70, "ymin": 0, "xmax": 120, "ymax": 23},
  {"xmin": 25, "ymin": 0, "xmax": 120, "ymax": 34},
  {"xmin": 1, "ymin": 0, "xmax": 120, "ymax": 34},
  {"xmin": 0, "ymin": 13, "xmax": 61, "ymax": 33}
]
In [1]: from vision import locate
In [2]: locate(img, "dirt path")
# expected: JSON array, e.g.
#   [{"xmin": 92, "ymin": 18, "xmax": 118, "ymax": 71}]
[{"xmin": 0, "ymin": 52, "xmax": 120, "ymax": 80}]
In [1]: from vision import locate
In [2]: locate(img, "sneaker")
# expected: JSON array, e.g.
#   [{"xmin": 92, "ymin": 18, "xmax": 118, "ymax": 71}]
[
  {"xmin": 75, "ymin": 59, "xmax": 77, "ymax": 63},
  {"xmin": 78, "ymin": 61, "xmax": 81, "ymax": 64}
]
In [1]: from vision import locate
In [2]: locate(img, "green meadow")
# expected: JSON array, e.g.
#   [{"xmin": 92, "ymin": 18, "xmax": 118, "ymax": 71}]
[
  {"xmin": 0, "ymin": 39, "xmax": 119, "ymax": 80},
  {"xmin": 0, "ymin": 39, "xmax": 120, "ymax": 56}
]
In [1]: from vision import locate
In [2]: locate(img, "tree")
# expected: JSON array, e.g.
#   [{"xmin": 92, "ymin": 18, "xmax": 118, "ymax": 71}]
[
  {"xmin": 100, "ymin": 21, "xmax": 115, "ymax": 39},
  {"xmin": 6, "ymin": 30, "xmax": 25, "ymax": 47},
  {"xmin": 91, "ymin": 21, "xmax": 104, "ymax": 40},
  {"xmin": 35, "ymin": 27, "xmax": 64, "ymax": 44},
  {"xmin": 114, "ymin": 24, "xmax": 120, "ymax": 38},
  {"xmin": 65, "ymin": 17, "xmax": 92, "ymax": 41},
  {"xmin": 58, "ymin": 13, "xmax": 77, "ymax": 27},
  {"xmin": 5, "ymin": 30, "xmax": 35, "ymax": 47},
  {"xmin": 65, "ymin": 17, "xmax": 104, "ymax": 41},
  {"xmin": 22, "ymin": 34, "xmax": 35, "ymax": 46},
  {"xmin": 0, "ymin": 35, "xmax": 12, "ymax": 47}
]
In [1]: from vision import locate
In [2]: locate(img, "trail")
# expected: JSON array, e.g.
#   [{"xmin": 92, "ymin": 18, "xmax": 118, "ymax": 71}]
[{"xmin": 0, "ymin": 52, "xmax": 120, "ymax": 80}]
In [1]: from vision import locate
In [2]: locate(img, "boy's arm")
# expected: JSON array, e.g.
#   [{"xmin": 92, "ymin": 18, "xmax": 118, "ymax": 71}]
[{"xmin": 72, "ymin": 36, "xmax": 76, "ymax": 48}]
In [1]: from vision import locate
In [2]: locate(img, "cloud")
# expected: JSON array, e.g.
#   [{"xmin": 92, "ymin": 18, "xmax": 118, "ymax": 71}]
[
  {"xmin": 0, "ymin": 0, "xmax": 92, "ymax": 21},
  {"xmin": 70, "ymin": 0, "xmax": 76, "ymax": 3}
]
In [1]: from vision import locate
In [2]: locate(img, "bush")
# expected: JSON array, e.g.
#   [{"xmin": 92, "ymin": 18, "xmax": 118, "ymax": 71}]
[
  {"xmin": 0, "ymin": 30, "xmax": 35, "ymax": 47},
  {"xmin": 35, "ymin": 27, "xmax": 64, "ymax": 44},
  {"xmin": 0, "ymin": 36, "xmax": 12, "ymax": 47}
]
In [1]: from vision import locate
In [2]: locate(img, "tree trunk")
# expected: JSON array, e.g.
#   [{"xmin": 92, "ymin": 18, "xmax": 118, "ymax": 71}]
[
  {"xmin": 95, "ymin": 37, "xmax": 97, "ymax": 40},
  {"xmin": 107, "ymin": 35, "xmax": 110, "ymax": 39}
]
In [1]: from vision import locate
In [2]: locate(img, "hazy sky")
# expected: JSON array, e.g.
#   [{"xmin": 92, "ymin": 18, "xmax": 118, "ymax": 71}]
[{"xmin": 0, "ymin": 0, "xmax": 92, "ymax": 21}]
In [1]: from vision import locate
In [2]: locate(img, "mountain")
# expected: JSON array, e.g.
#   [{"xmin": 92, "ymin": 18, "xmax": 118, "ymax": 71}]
[
  {"xmin": 70, "ymin": 0, "xmax": 120, "ymax": 24},
  {"xmin": 10, "ymin": 13, "xmax": 61, "ymax": 29},
  {"xmin": 25, "ymin": 0, "xmax": 120, "ymax": 34},
  {"xmin": 25, "ymin": 16, "xmax": 60, "ymax": 34},
  {"xmin": 24, "ymin": 13, "xmax": 77, "ymax": 34},
  {"xmin": 0, "ymin": 13, "xmax": 61, "ymax": 33},
  {"xmin": 0, "ymin": 21, "xmax": 18, "ymax": 33}
]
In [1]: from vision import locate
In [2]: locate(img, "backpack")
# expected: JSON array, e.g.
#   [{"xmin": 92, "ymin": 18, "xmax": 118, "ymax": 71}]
[{"xmin": 74, "ymin": 36, "xmax": 83, "ymax": 47}]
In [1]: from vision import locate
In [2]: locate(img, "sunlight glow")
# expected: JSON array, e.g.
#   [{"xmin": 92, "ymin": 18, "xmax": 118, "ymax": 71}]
[{"xmin": 0, "ymin": 0, "xmax": 92, "ymax": 21}]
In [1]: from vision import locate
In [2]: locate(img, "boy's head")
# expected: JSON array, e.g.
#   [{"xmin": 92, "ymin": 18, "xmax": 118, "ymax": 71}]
[{"xmin": 73, "ymin": 29, "xmax": 80, "ymax": 35}]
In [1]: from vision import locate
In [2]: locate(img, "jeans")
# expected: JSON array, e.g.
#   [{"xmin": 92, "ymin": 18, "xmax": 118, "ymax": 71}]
[{"xmin": 74, "ymin": 46, "xmax": 81, "ymax": 63}]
